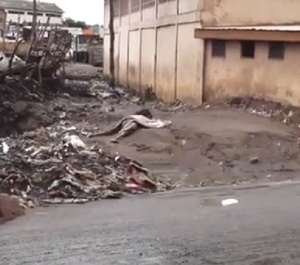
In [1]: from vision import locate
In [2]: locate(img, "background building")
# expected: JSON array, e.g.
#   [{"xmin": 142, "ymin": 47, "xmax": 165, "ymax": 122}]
[
  {"xmin": 103, "ymin": 0, "xmax": 300, "ymax": 107},
  {"xmin": 0, "ymin": 0, "xmax": 63, "ymax": 38}
]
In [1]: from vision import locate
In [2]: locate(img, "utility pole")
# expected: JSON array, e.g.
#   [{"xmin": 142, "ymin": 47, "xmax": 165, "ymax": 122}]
[
  {"xmin": 26, "ymin": 0, "xmax": 37, "ymax": 62},
  {"xmin": 31, "ymin": 0, "xmax": 37, "ymax": 43},
  {"xmin": 109, "ymin": 0, "xmax": 115, "ymax": 89}
]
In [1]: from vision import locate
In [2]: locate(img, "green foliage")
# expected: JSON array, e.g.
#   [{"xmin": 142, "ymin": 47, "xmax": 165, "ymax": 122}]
[{"xmin": 64, "ymin": 18, "xmax": 89, "ymax": 29}]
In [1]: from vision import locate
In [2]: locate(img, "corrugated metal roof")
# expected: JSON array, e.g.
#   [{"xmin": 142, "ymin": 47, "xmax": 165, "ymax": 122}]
[
  {"xmin": 202, "ymin": 25, "xmax": 300, "ymax": 32},
  {"xmin": 0, "ymin": 0, "xmax": 63, "ymax": 14}
]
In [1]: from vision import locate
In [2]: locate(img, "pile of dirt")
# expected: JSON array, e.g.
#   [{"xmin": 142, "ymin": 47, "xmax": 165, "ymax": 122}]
[
  {"xmin": 0, "ymin": 194, "xmax": 25, "ymax": 224},
  {"xmin": 0, "ymin": 77, "xmax": 132, "ymax": 137}
]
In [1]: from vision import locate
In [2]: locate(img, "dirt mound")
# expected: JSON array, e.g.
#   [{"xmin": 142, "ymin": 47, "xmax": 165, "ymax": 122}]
[
  {"xmin": 0, "ymin": 78, "xmax": 105, "ymax": 137},
  {"xmin": 0, "ymin": 194, "xmax": 25, "ymax": 224}
]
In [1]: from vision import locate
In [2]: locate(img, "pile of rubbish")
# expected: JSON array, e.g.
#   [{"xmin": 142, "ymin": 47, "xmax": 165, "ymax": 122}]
[
  {"xmin": 227, "ymin": 96, "xmax": 299, "ymax": 125},
  {"xmin": 0, "ymin": 123, "xmax": 173, "ymax": 208}
]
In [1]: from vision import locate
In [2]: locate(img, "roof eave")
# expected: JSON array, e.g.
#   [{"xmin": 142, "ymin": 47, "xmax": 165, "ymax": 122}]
[{"xmin": 194, "ymin": 28, "xmax": 300, "ymax": 42}]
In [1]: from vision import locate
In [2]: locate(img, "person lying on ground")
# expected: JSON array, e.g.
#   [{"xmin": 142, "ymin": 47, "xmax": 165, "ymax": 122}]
[{"xmin": 88, "ymin": 109, "xmax": 171, "ymax": 143}]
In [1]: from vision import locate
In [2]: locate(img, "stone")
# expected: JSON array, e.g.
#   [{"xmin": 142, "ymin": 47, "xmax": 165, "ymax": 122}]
[
  {"xmin": 249, "ymin": 157, "xmax": 260, "ymax": 164},
  {"xmin": 0, "ymin": 194, "xmax": 25, "ymax": 222}
]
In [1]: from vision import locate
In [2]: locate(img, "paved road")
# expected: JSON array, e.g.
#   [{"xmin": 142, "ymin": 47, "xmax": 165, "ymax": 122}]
[{"xmin": 1, "ymin": 182, "xmax": 300, "ymax": 265}]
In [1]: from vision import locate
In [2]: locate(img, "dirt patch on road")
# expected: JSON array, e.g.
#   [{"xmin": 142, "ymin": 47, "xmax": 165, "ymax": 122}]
[{"xmin": 93, "ymin": 106, "xmax": 298, "ymax": 187}]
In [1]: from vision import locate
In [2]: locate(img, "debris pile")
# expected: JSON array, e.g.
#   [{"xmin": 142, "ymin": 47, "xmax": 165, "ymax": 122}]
[
  {"xmin": 227, "ymin": 97, "xmax": 300, "ymax": 126},
  {"xmin": 0, "ymin": 123, "xmax": 173, "ymax": 208},
  {"xmin": 0, "ymin": 24, "xmax": 72, "ymax": 85}
]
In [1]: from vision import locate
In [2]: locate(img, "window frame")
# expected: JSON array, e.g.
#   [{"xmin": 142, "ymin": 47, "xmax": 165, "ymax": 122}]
[
  {"xmin": 240, "ymin": 41, "xmax": 255, "ymax": 59},
  {"xmin": 211, "ymin": 39, "xmax": 226, "ymax": 58},
  {"xmin": 268, "ymin": 41, "xmax": 285, "ymax": 60}
]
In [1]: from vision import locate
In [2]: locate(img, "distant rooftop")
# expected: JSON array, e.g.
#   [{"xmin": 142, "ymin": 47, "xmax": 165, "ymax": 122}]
[{"xmin": 0, "ymin": 0, "xmax": 63, "ymax": 14}]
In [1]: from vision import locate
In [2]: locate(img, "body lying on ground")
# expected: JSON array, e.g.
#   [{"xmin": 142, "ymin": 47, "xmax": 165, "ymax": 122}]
[{"xmin": 88, "ymin": 109, "xmax": 172, "ymax": 143}]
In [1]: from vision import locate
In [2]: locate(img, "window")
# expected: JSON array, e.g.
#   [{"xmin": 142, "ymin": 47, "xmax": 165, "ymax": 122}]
[
  {"xmin": 8, "ymin": 10, "xmax": 24, "ymax": 15},
  {"xmin": 241, "ymin": 41, "xmax": 255, "ymax": 58},
  {"xmin": 120, "ymin": 0, "xmax": 129, "ymax": 16},
  {"xmin": 142, "ymin": 0, "xmax": 155, "ymax": 9},
  {"xmin": 28, "ymin": 12, "xmax": 43, "ymax": 16},
  {"xmin": 46, "ymin": 13, "xmax": 61, "ymax": 18},
  {"xmin": 212, "ymin": 40, "xmax": 226, "ymax": 57},
  {"xmin": 131, "ymin": 0, "xmax": 140, "ymax": 13},
  {"xmin": 269, "ymin": 42, "xmax": 285, "ymax": 60}
]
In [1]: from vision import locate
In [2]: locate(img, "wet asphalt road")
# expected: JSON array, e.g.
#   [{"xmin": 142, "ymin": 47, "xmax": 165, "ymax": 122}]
[{"xmin": 1, "ymin": 182, "xmax": 300, "ymax": 265}]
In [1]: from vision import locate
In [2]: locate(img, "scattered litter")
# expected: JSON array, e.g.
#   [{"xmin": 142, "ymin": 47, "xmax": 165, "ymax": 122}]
[
  {"xmin": 1, "ymin": 142, "xmax": 9, "ymax": 154},
  {"xmin": 0, "ymin": 121, "xmax": 173, "ymax": 208},
  {"xmin": 221, "ymin": 198, "xmax": 239, "ymax": 206},
  {"xmin": 63, "ymin": 134, "xmax": 86, "ymax": 150}
]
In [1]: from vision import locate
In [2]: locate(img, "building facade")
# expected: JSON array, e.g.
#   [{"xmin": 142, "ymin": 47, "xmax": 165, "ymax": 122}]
[
  {"xmin": 104, "ymin": 0, "xmax": 300, "ymax": 106},
  {"xmin": 0, "ymin": 0, "xmax": 63, "ymax": 37}
]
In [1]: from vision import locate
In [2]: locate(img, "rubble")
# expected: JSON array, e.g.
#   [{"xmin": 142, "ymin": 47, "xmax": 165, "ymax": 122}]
[
  {"xmin": 227, "ymin": 97, "xmax": 300, "ymax": 126},
  {"xmin": 249, "ymin": 157, "xmax": 260, "ymax": 164},
  {"xmin": 0, "ymin": 64, "xmax": 173, "ymax": 218},
  {"xmin": 0, "ymin": 117, "xmax": 173, "ymax": 209}
]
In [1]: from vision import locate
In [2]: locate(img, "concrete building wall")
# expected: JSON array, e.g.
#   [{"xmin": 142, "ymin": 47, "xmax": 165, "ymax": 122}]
[
  {"xmin": 103, "ymin": 0, "xmax": 300, "ymax": 106},
  {"xmin": 204, "ymin": 41, "xmax": 300, "ymax": 106},
  {"xmin": 202, "ymin": 0, "xmax": 300, "ymax": 26},
  {"xmin": 103, "ymin": 0, "xmax": 204, "ymax": 104},
  {"xmin": 128, "ymin": 29, "xmax": 140, "ymax": 88},
  {"xmin": 156, "ymin": 25, "xmax": 176, "ymax": 101},
  {"xmin": 140, "ymin": 28, "xmax": 155, "ymax": 90}
]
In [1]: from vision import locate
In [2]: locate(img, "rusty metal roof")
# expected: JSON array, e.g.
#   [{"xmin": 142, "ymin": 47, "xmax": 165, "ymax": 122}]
[
  {"xmin": 195, "ymin": 25, "xmax": 300, "ymax": 42},
  {"xmin": 201, "ymin": 25, "xmax": 300, "ymax": 32},
  {"xmin": 0, "ymin": 0, "xmax": 63, "ymax": 14}
]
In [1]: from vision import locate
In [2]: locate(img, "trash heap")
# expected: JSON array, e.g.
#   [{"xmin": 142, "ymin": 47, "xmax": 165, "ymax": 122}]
[{"xmin": 0, "ymin": 124, "xmax": 173, "ymax": 208}]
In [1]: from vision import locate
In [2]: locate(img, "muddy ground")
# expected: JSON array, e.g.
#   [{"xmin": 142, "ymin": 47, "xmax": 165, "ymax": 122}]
[
  {"xmin": 1, "ymin": 64, "xmax": 299, "ymax": 191},
  {"xmin": 2, "ymin": 69, "xmax": 300, "ymax": 191},
  {"xmin": 95, "ymin": 105, "xmax": 299, "ymax": 187}
]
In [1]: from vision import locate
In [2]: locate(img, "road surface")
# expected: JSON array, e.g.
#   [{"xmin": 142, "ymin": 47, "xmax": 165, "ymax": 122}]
[{"xmin": 1, "ymin": 182, "xmax": 300, "ymax": 265}]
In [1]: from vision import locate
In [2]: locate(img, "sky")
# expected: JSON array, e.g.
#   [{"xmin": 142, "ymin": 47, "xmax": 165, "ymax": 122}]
[{"xmin": 50, "ymin": 0, "xmax": 104, "ymax": 25}]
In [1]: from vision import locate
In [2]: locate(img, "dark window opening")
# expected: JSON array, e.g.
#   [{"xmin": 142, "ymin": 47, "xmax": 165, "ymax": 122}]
[
  {"xmin": 8, "ymin": 10, "xmax": 25, "ymax": 15},
  {"xmin": 241, "ymin": 41, "xmax": 255, "ymax": 58},
  {"xmin": 28, "ymin": 12, "xmax": 43, "ymax": 16},
  {"xmin": 269, "ymin": 42, "xmax": 285, "ymax": 60},
  {"xmin": 212, "ymin": 40, "xmax": 226, "ymax": 57}
]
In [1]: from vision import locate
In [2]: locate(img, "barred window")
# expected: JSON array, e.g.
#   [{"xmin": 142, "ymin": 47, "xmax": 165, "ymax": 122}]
[
  {"xmin": 120, "ymin": 0, "xmax": 129, "ymax": 16},
  {"xmin": 113, "ymin": 0, "xmax": 119, "ymax": 17},
  {"xmin": 142, "ymin": 0, "xmax": 155, "ymax": 9},
  {"xmin": 268, "ymin": 42, "xmax": 285, "ymax": 60},
  {"xmin": 131, "ymin": 0, "xmax": 140, "ymax": 13},
  {"xmin": 158, "ymin": 0, "xmax": 175, "ymax": 4}
]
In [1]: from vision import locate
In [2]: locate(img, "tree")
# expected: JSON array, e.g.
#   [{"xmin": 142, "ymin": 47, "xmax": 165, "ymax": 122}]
[{"xmin": 64, "ymin": 18, "xmax": 89, "ymax": 29}]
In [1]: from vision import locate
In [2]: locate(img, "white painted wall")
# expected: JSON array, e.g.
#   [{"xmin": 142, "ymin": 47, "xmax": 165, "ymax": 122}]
[
  {"xmin": 104, "ymin": 0, "xmax": 204, "ymax": 104},
  {"xmin": 5, "ymin": 9, "xmax": 63, "ymax": 25}
]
